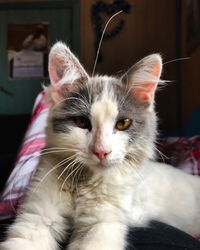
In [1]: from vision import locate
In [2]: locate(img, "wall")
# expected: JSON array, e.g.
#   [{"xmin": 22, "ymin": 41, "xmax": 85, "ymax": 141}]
[
  {"xmin": 181, "ymin": 0, "xmax": 200, "ymax": 126},
  {"xmin": 80, "ymin": 0, "xmax": 177, "ymax": 133}
]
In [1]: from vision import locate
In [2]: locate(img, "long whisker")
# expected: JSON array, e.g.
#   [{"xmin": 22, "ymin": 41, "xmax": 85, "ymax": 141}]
[
  {"xmin": 7, "ymin": 148, "xmax": 69, "ymax": 200},
  {"xmin": 52, "ymin": 95, "xmax": 89, "ymax": 113},
  {"xmin": 75, "ymin": 165, "xmax": 85, "ymax": 195},
  {"xmin": 57, "ymin": 156, "xmax": 79, "ymax": 180},
  {"xmin": 40, "ymin": 147, "xmax": 76, "ymax": 152},
  {"xmin": 59, "ymin": 161, "xmax": 82, "ymax": 202},
  {"xmin": 33, "ymin": 163, "xmax": 66, "ymax": 193},
  {"xmin": 163, "ymin": 57, "xmax": 190, "ymax": 65},
  {"xmin": 92, "ymin": 10, "xmax": 123, "ymax": 76},
  {"xmin": 7, "ymin": 147, "xmax": 78, "ymax": 211},
  {"xmin": 60, "ymin": 162, "xmax": 82, "ymax": 191},
  {"xmin": 72, "ymin": 163, "xmax": 84, "ymax": 194},
  {"xmin": 18, "ymin": 149, "xmax": 73, "ymax": 169},
  {"xmin": 128, "ymin": 133, "xmax": 168, "ymax": 162},
  {"xmin": 33, "ymin": 155, "xmax": 75, "ymax": 193},
  {"xmin": 70, "ymin": 90, "xmax": 91, "ymax": 106},
  {"xmin": 153, "ymin": 146, "xmax": 168, "ymax": 162}
]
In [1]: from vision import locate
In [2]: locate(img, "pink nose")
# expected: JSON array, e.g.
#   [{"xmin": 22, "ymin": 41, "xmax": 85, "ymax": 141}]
[{"xmin": 93, "ymin": 149, "xmax": 112, "ymax": 160}]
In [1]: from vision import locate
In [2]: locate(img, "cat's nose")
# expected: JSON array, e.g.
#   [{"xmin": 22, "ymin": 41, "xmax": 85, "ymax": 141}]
[{"xmin": 93, "ymin": 149, "xmax": 112, "ymax": 160}]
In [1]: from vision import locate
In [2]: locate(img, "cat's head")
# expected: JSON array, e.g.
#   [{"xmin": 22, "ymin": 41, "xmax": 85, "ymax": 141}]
[{"xmin": 46, "ymin": 42, "xmax": 162, "ymax": 173}]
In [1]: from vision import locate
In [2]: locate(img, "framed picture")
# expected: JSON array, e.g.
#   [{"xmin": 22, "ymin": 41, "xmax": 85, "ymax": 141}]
[{"xmin": 7, "ymin": 23, "xmax": 49, "ymax": 79}]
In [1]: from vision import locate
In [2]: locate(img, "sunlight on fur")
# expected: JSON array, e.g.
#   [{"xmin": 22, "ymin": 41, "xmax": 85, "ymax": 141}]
[{"xmin": 1, "ymin": 42, "xmax": 200, "ymax": 250}]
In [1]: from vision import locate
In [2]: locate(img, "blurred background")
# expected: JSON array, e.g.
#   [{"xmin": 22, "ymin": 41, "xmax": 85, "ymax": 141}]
[{"xmin": 0, "ymin": 0, "xmax": 199, "ymax": 182}]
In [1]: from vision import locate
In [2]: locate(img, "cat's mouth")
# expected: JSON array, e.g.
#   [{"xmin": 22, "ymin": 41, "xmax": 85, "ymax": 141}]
[
  {"xmin": 96, "ymin": 159, "xmax": 109, "ymax": 168},
  {"xmin": 83, "ymin": 154, "xmax": 123, "ymax": 171},
  {"xmin": 93, "ymin": 157, "xmax": 122, "ymax": 170}
]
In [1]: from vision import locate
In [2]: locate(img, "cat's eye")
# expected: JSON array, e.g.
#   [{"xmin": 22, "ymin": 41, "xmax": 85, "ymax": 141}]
[
  {"xmin": 115, "ymin": 118, "xmax": 132, "ymax": 131},
  {"xmin": 73, "ymin": 116, "xmax": 92, "ymax": 131}
]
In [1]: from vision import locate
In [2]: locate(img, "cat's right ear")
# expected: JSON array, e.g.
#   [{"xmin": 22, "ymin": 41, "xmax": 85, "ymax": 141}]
[
  {"xmin": 48, "ymin": 42, "xmax": 89, "ymax": 102},
  {"xmin": 121, "ymin": 54, "xmax": 162, "ymax": 105}
]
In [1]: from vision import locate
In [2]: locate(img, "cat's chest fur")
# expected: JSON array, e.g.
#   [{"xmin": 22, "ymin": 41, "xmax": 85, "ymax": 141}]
[{"xmin": 53, "ymin": 158, "xmax": 136, "ymax": 223}]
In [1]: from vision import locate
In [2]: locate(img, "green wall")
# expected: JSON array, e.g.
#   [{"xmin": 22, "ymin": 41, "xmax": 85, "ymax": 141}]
[{"xmin": 0, "ymin": 0, "xmax": 80, "ymax": 115}]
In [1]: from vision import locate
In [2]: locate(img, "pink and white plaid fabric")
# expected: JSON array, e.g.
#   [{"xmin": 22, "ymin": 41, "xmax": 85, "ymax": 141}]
[
  {"xmin": 159, "ymin": 136, "xmax": 200, "ymax": 176},
  {"xmin": 0, "ymin": 91, "xmax": 50, "ymax": 220}
]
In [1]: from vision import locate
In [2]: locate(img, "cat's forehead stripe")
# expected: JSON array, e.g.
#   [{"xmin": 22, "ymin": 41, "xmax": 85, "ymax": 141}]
[{"xmin": 91, "ymin": 97, "xmax": 118, "ymax": 125}]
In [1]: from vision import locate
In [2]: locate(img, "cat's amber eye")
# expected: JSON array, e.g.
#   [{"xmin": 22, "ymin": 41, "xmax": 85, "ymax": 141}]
[
  {"xmin": 73, "ymin": 116, "xmax": 92, "ymax": 131},
  {"xmin": 115, "ymin": 118, "xmax": 132, "ymax": 131}
]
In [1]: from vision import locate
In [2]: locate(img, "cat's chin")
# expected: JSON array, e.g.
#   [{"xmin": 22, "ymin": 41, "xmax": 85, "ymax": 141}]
[
  {"xmin": 87, "ymin": 158, "xmax": 122, "ymax": 172},
  {"xmin": 96, "ymin": 160, "xmax": 110, "ymax": 169}
]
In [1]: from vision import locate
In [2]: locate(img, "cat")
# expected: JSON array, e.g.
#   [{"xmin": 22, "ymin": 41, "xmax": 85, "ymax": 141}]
[{"xmin": 1, "ymin": 42, "xmax": 200, "ymax": 250}]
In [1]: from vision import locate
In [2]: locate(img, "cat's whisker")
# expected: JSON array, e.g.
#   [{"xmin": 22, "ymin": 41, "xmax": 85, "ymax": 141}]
[
  {"xmin": 57, "ymin": 156, "xmax": 80, "ymax": 180},
  {"xmin": 129, "ymin": 135, "xmax": 154, "ymax": 150},
  {"xmin": 129, "ymin": 135, "xmax": 168, "ymax": 162},
  {"xmin": 52, "ymin": 96, "xmax": 83, "ymax": 107},
  {"xmin": 58, "ymin": 159, "xmax": 81, "ymax": 202},
  {"xmin": 41, "ymin": 147, "xmax": 77, "ymax": 152},
  {"xmin": 154, "ymin": 141, "xmax": 169, "ymax": 159},
  {"xmin": 27, "ymin": 150, "xmax": 65, "ymax": 163},
  {"xmin": 57, "ymin": 161, "xmax": 74, "ymax": 181},
  {"xmin": 53, "ymin": 95, "xmax": 90, "ymax": 113},
  {"xmin": 152, "ymin": 144, "xmax": 168, "ymax": 162},
  {"xmin": 33, "ymin": 164, "xmax": 63, "ymax": 193},
  {"xmin": 24, "ymin": 148, "xmax": 74, "ymax": 163},
  {"xmin": 40, "ymin": 148, "xmax": 79, "ymax": 158},
  {"xmin": 92, "ymin": 10, "xmax": 123, "ymax": 76},
  {"xmin": 7, "ymin": 149, "xmax": 69, "ymax": 202},
  {"xmin": 71, "ymin": 90, "xmax": 91, "ymax": 107},
  {"xmin": 33, "ymin": 155, "xmax": 75, "ymax": 192},
  {"xmin": 163, "ymin": 57, "xmax": 190, "ymax": 65},
  {"xmin": 8, "ymin": 147, "xmax": 78, "ymax": 205},
  {"xmin": 60, "ymin": 162, "xmax": 82, "ymax": 193},
  {"xmin": 75, "ymin": 165, "xmax": 85, "ymax": 195},
  {"xmin": 72, "ymin": 163, "xmax": 84, "ymax": 194}
]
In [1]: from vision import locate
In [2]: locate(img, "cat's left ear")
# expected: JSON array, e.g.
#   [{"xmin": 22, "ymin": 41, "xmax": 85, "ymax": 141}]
[
  {"xmin": 121, "ymin": 54, "xmax": 162, "ymax": 104},
  {"xmin": 48, "ymin": 42, "xmax": 89, "ymax": 102}
]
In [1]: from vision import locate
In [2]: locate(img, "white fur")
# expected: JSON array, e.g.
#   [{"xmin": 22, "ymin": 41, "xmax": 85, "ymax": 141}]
[
  {"xmin": 130, "ymin": 161, "xmax": 200, "ymax": 233},
  {"xmin": 2, "ymin": 159, "xmax": 200, "ymax": 250},
  {"xmin": 1, "ymin": 43, "xmax": 200, "ymax": 250}
]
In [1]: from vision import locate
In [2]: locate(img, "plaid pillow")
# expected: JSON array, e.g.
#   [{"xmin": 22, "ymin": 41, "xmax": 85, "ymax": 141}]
[
  {"xmin": 0, "ymin": 91, "xmax": 49, "ymax": 220},
  {"xmin": 159, "ymin": 136, "xmax": 200, "ymax": 176}
]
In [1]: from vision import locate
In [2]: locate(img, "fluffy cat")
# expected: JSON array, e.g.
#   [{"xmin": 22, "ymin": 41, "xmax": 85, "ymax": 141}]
[{"xmin": 1, "ymin": 42, "xmax": 200, "ymax": 250}]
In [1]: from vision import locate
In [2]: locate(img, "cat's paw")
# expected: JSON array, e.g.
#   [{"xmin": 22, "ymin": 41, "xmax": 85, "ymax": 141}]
[
  {"xmin": 0, "ymin": 239, "xmax": 35, "ymax": 250},
  {"xmin": 67, "ymin": 241, "xmax": 125, "ymax": 250},
  {"xmin": 67, "ymin": 223, "xmax": 127, "ymax": 250}
]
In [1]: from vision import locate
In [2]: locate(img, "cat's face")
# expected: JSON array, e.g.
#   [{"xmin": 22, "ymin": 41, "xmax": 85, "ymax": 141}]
[{"xmin": 47, "ymin": 42, "xmax": 162, "ymax": 172}]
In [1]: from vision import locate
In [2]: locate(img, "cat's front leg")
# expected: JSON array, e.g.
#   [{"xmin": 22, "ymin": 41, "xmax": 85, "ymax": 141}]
[
  {"xmin": 0, "ymin": 166, "xmax": 73, "ymax": 250},
  {"xmin": 68, "ymin": 222, "xmax": 127, "ymax": 250}
]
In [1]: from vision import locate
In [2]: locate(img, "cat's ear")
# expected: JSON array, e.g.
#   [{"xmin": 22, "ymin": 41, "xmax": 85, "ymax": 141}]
[
  {"xmin": 121, "ymin": 54, "xmax": 162, "ymax": 104},
  {"xmin": 48, "ymin": 42, "xmax": 89, "ymax": 101}
]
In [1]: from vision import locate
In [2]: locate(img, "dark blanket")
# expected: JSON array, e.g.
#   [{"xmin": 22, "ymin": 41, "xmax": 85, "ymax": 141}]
[{"xmin": 0, "ymin": 220, "xmax": 200, "ymax": 250}]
